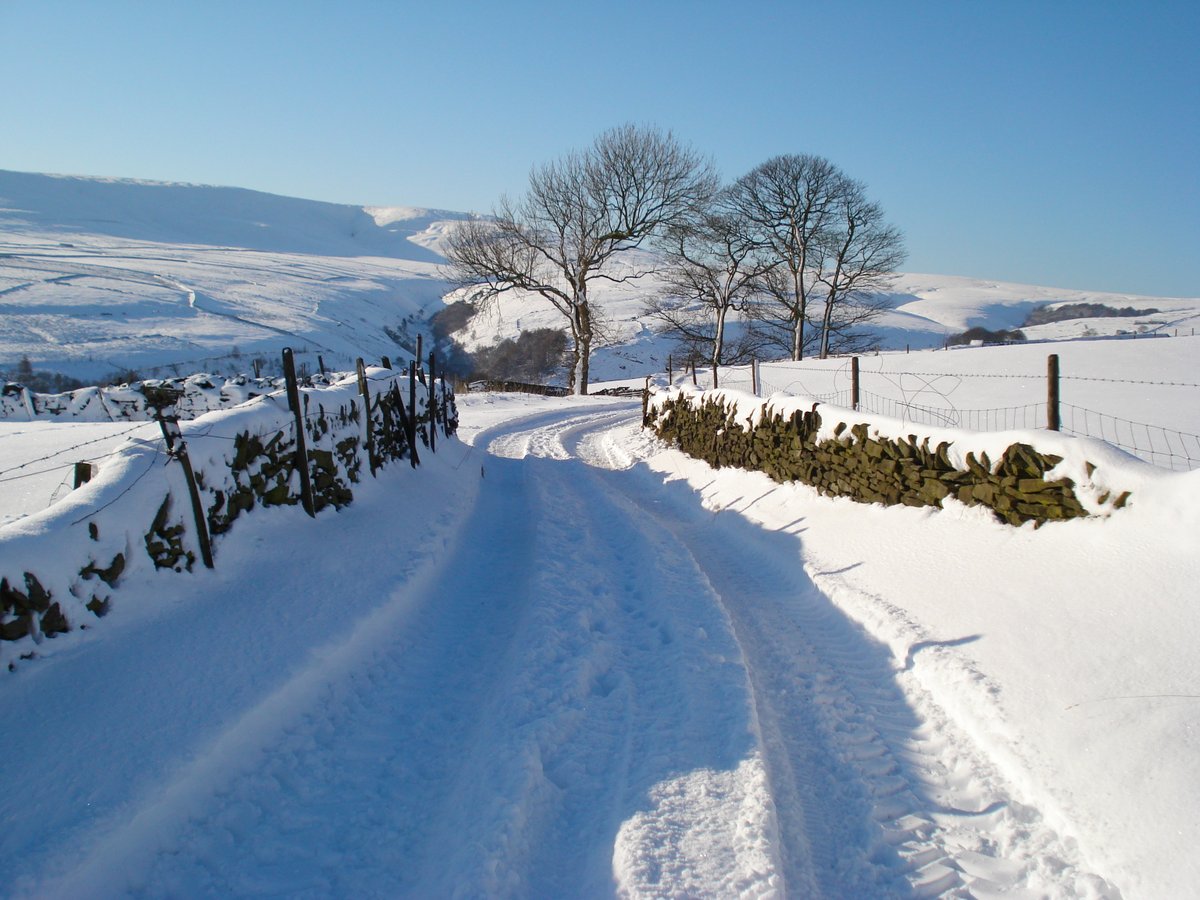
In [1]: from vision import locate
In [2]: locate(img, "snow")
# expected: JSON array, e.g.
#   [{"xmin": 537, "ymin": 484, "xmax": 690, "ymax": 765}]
[
  {"xmin": 6, "ymin": 170, "xmax": 1198, "ymax": 393},
  {"xmin": 0, "ymin": 419, "xmax": 158, "ymax": 527},
  {"xmin": 2, "ymin": 169, "xmax": 1198, "ymax": 898},
  {"xmin": 1, "ymin": 384, "xmax": 1196, "ymax": 897},
  {"xmin": 451, "ymin": 269, "xmax": 1200, "ymax": 385},
  {"xmin": 0, "ymin": 170, "xmax": 471, "ymax": 382}
]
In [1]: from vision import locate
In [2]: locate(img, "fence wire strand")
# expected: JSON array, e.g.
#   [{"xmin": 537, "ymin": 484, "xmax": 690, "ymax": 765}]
[{"xmin": 720, "ymin": 361, "xmax": 1199, "ymax": 472}]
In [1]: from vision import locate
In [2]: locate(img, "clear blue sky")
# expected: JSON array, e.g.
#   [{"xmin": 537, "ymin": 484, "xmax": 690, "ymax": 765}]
[{"xmin": 2, "ymin": 0, "xmax": 1197, "ymax": 296}]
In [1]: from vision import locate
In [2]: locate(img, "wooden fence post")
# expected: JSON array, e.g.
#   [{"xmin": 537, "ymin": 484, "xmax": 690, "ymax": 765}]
[
  {"xmin": 691, "ymin": 360, "xmax": 697, "ymax": 386},
  {"xmin": 282, "ymin": 348, "xmax": 317, "ymax": 518},
  {"xmin": 667, "ymin": 354, "xmax": 672, "ymax": 385},
  {"xmin": 152, "ymin": 404, "xmax": 216, "ymax": 566},
  {"xmin": 416, "ymin": 334, "xmax": 423, "ymax": 368},
  {"xmin": 73, "ymin": 461, "xmax": 94, "ymax": 489},
  {"xmin": 428, "ymin": 351, "xmax": 438, "ymax": 453},
  {"xmin": 751, "ymin": 359, "xmax": 759, "ymax": 397},
  {"xmin": 355, "ymin": 357, "xmax": 378, "ymax": 474},
  {"xmin": 409, "ymin": 360, "xmax": 421, "ymax": 454},
  {"xmin": 390, "ymin": 382, "xmax": 420, "ymax": 468},
  {"xmin": 317, "ymin": 355, "xmax": 326, "ymax": 376},
  {"xmin": 440, "ymin": 373, "xmax": 449, "ymax": 433},
  {"xmin": 851, "ymin": 356, "xmax": 860, "ymax": 411},
  {"xmin": 1047, "ymin": 353, "xmax": 1061, "ymax": 431},
  {"xmin": 381, "ymin": 355, "xmax": 391, "ymax": 370}
]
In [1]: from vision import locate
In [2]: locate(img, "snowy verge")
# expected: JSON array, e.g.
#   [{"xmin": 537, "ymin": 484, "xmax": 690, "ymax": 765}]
[
  {"xmin": 0, "ymin": 368, "xmax": 455, "ymax": 669},
  {"xmin": 647, "ymin": 385, "xmax": 1192, "ymax": 527},
  {"xmin": 620, "ymin": 395, "xmax": 1200, "ymax": 898}
]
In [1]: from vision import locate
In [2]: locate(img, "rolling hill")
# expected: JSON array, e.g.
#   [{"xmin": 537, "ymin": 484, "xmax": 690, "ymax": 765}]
[{"xmin": 3, "ymin": 169, "xmax": 1197, "ymax": 385}]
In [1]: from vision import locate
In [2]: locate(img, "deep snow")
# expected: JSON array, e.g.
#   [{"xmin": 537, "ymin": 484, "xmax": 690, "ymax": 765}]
[
  {"xmin": 1, "ymin": 391, "xmax": 1196, "ymax": 898},
  {"xmin": 2, "ymin": 168, "xmax": 1199, "ymax": 899}
]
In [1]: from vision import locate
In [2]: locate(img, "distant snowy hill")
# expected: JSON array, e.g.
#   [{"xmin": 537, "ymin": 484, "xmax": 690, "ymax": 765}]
[
  {"xmin": 0, "ymin": 170, "xmax": 471, "ymax": 381},
  {"xmin": 3, "ymin": 170, "xmax": 1197, "ymax": 385},
  {"xmin": 0, "ymin": 170, "xmax": 461, "ymax": 262}
]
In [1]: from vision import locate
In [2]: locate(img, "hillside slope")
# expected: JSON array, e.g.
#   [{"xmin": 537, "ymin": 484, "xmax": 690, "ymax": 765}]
[
  {"xmin": 3, "ymin": 170, "xmax": 1196, "ymax": 386},
  {"xmin": 0, "ymin": 171, "xmax": 470, "ymax": 381}
]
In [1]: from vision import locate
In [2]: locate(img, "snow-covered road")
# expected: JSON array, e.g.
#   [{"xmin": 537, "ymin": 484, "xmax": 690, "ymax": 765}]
[{"xmin": 0, "ymin": 397, "xmax": 1169, "ymax": 897}]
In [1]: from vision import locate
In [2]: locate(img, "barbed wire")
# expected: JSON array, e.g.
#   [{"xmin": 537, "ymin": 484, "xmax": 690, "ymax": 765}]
[
  {"xmin": 2, "ymin": 363, "xmax": 447, "ymax": 530},
  {"xmin": 0, "ymin": 422, "xmax": 156, "ymax": 480},
  {"xmin": 70, "ymin": 446, "xmax": 164, "ymax": 526},
  {"xmin": 743, "ymin": 364, "xmax": 1200, "ymax": 471}
]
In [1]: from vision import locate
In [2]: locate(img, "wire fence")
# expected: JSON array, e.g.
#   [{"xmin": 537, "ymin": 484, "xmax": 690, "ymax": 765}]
[
  {"xmin": 701, "ymin": 359, "xmax": 1200, "ymax": 472},
  {"xmin": 0, "ymin": 363, "xmax": 454, "ymax": 525},
  {"xmin": 1061, "ymin": 404, "xmax": 1200, "ymax": 472}
]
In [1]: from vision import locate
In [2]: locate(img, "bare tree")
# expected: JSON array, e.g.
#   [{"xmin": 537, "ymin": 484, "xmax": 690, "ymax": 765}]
[
  {"xmin": 813, "ymin": 181, "xmax": 906, "ymax": 358},
  {"xmin": 647, "ymin": 192, "xmax": 776, "ymax": 388},
  {"xmin": 444, "ymin": 124, "xmax": 716, "ymax": 394},
  {"xmin": 731, "ymin": 154, "xmax": 843, "ymax": 360},
  {"xmin": 732, "ymin": 154, "xmax": 904, "ymax": 360}
]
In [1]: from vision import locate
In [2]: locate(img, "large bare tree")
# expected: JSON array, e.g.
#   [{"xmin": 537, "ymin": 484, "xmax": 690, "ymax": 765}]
[
  {"xmin": 731, "ymin": 154, "xmax": 843, "ymax": 360},
  {"xmin": 444, "ymin": 124, "xmax": 715, "ymax": 394},
  {"xmin": 733, "ymin": 153, "xmax": 904, "ymax": 360},
  {"xmin": 646, "ymin": 191, "xmax": 776, "ymax": 388}
]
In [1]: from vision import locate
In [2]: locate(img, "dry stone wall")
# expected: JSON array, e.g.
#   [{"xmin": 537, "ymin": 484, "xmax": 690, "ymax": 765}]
[
  {"xmin": 645, "ymin": 389, "xmax": 1130, "ymax": 527},
  {"xmin": 1, "ymin": 372, "xmax": 459, "ymax": 668}
]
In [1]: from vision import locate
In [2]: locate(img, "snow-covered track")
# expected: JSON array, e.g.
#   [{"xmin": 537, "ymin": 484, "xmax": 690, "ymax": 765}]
[{"xmin": 0, "ymin": 398, "xmax": 1130, "ymax": 897}]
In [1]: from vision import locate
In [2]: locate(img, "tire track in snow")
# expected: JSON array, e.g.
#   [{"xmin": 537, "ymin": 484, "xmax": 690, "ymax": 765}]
[
  {"xmin": 113, "ymin": 456, "xmax": 545, "ymax": 898},
  {"xmin": 574, "ymin": 415, "xmax": 1120, "ymax": 898},
  {"xmin": 79, "ymin": 405, "xmax": 777, "ymax": 897},
  {"xmin": 31, "ymin": 401, "xmax": 1119, "ymax": 897}
]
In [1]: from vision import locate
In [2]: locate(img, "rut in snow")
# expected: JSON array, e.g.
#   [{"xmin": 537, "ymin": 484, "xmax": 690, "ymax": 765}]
[{"xmin": 26, "ymin": 402, "xmax": 1118, "ymax": 898}]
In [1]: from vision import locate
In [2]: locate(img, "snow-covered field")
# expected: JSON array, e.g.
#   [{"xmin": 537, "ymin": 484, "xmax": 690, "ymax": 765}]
[
  {"xmin": 2, "ymin": 169, "xmax": 1199, "ymax": 898},
  {"xmin": 1, "ymin": 391, "xmax": 1196, "ymax": 897},
  {"xmin": 5, "ymin": 170, "xmax": 1198, "ymax": 390},
  {"xmin": 6, "ymin": 333, "xmax": 1196, "ymax": 529},
  {"xmin": 0, "ymin": 171, "xmax": 469, "ymax": 382}
]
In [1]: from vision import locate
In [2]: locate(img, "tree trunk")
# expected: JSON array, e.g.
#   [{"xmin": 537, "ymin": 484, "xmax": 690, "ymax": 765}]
[
  {"xmin": 819, "ymin": 296, "xmax": 835, "ymax": 359},
  {"xmin": 712, "ymin": 306, "xmax": 727, "ymax": 389},
  {"xmin": 792, "ymin": 268, "xmax": 806, "ymax": 361},
  {"xmin": 573, "ymin": 299, "xmax": 592, "ymax": 396}
]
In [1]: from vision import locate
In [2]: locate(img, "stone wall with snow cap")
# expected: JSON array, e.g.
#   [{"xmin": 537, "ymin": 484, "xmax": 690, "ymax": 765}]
[
  {"xmin": 645, "ymin": 385, "xmax": 1162, "ymax": 526},
  {"xmin": 0, "ymin": 368, "xmax": 457, "ymax": 669}
]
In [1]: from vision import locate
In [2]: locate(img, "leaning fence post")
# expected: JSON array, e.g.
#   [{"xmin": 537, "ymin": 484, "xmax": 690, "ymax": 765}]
[
  {"xmin": 851, "ymin": 356, "xmax": 860, "ymax": 411},
  {"xmin": 1047, "ymin": 353, "xmax": 1061, "ymax": 431},
  {"xmin": 282, "ymin": 348, "xmax": 317, "ymax": 518},
  {"xmin": 381, "ymin": 355, "xmax": 391, "ymax": 370},
  {"xmin": 391, "ymin": 382, "xmax": 420, "ymax": 468},
  {"xmin": 428, "ymin": 351, "xmax": 438, "ymax": 453},
  {"xmin": 356, "ymin": 358, "xmax": 379, "ymax": 474},
  {"xmin": 147, "ymin": 389, "xmax": 215, "ymax": 567},
  {"xmin": 317, "ymin": 355, "xmax": 326, "ymax": 376},
  {"xmin": 691, "ymin": 360, "xmax": 698, "ymax": 386}
]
